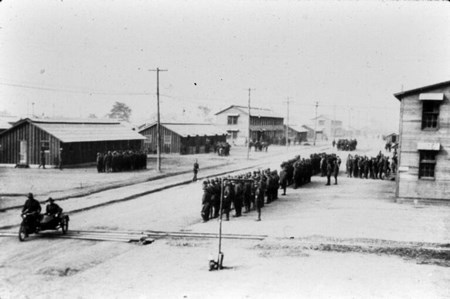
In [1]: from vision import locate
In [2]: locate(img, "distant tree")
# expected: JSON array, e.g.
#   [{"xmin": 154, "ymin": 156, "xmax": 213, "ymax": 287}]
[
  {"xmin": 108, "ymin": 102, "xmax": 132, "ymax": 121},
  {"xmin": 88, "ymin": 113, "xmax": 98, "ymax": 119}
]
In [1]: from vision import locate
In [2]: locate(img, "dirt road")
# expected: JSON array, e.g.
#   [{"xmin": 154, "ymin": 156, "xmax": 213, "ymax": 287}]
[{"xmin": 1, "ymin": 139, "xmax": 449, "ymax": 298}]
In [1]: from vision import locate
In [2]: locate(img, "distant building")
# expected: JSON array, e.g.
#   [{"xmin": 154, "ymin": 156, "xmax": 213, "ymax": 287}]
[
  {"xmin": 0, "ymin": 118, "xmax": 145, "ymax": 167},
  {"xmin": 215, "ymin": 105, "xmax": 284, "ymax": 145},
  {"xmin": 310, "ymin": 114, "xmax": 344, "ymax": 140},
  {"xmin": 383, "ymin": 133, "xmax": 399, "ymax": 144},
  {"xmin": 138, "ymin": 123, "xmax": 227, "ymax": 155},
  {"xmin": 285, "ymin": 125, "xmax": 308, "ymax": 144},
  {"xmin": 394, "ymin": 80, "xmax": 450, "ymax": 201}
]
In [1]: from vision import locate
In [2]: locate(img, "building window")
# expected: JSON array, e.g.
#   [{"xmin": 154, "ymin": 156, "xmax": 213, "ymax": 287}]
[
  {"xmin": 227, "ymin": 116, "xmax": 238, "ymax": 125},
  {"xmin": 318, "ymin": 120, "xmax": 325, "ymax": 126},
  {"xmin": 164, "ymin": 135, "xmax": 171, "ymax": 145},
  {"xmin": 419, "ymin": 150, "xmax": 436, "ymax": 179},
  {"xmin": 421, "ymin": 101, "xmax": 440, "ymax": 129}
]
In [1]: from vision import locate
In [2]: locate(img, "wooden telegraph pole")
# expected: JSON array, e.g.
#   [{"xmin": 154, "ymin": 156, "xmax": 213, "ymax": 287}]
[{"xmin": 149, "ymin": 67, "xmax": 167, "ymax": 172}]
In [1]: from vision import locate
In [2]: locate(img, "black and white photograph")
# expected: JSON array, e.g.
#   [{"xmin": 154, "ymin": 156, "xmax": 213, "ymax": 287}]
[{"xmin": 0, "ymin": 0, "xmax": 449, "ymax": 298}]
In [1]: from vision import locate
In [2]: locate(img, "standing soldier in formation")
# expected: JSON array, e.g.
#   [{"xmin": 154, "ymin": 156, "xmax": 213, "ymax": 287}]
[
  {"xmin": 222, "ymin": 180, "xmax": 233, "ymax": 221},
  {"xmin": 255, "ymin": 180, "xmax": 264, "ymax": 221},
  {"xmin": 243, "ymin": 177, "xmax": 253, "ymax": 213},
  {"xmin": 279, "ymin": 166, "xmax": 288, "ymax": 196},
  {"xmin": 326, "ymin": 159, "xmax": 332, "ymax": 186},
  {"xmin": 333, "ymin": 159, "xmax": 340, "ymax": 185},
  {"xmin": 96, "ymin": 152, "xmax": 103, "ymax": 173},
  {"xmin": 233, "ymin": 180, "xmax": 244, "ymax": 217},
  {"xmin": 201, "ymin": 181, "xmax": 212, "ymax": 222}
]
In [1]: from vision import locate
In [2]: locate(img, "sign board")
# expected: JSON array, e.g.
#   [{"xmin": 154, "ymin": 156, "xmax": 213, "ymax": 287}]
[
  {"xmin": 417, "ymin": 142, "xmax": 440, "ymax": 151},
  {"xmin": 419, "ymin": 93, "xmax": 444, "ymax": 101}
]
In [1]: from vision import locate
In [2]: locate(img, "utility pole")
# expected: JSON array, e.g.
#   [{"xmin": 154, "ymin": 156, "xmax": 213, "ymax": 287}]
[
  {"xmin": 333, "ymin": 104, "xmax": 336, "ymax": 140},
  {"xmin": 285, "ymin": 97, "xmax": 290, "ymax": 149},
  {"xmin": 313, "ymin": 101, "xmax": 318, "ymax": 146},
  {"xmin": 247, "ymin": 88, "xmax": 254, "ymax": 160},
  {"xmin": 149, "ymin": 67, "xmax": 168, "ymax": 172}
]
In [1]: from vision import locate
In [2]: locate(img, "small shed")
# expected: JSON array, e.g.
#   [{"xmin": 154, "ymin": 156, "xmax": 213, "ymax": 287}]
[
  {"xmin": 0, "ymin": 118, "xmax": 146, "ymax": 167},
  {"xmin": 139, "ymin": 123, "xmax": 228, "ymax": 154}
]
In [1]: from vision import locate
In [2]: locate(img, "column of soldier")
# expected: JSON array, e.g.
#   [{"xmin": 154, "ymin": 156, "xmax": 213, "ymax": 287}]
[
  {"xmin": 96, "ymin": 150, "xmax": 147, "ymax": 173},
  {"xmin": 345, "ymin": 151, "xmax": 397, "ymax": 180},
  {"xmin": 200, "ymin": 153, "xmax": 326, "ymax": 222},
  {"xmin": 336, "ymin": 139, "xmax": 358, "ymax": 151}
]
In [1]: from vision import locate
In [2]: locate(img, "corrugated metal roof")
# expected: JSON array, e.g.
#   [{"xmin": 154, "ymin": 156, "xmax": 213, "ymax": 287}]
[
  {"xmin": 34, "ymin": 122, "xmax": 145, "ymax": 143},
  {"xmin": 29, "ymin": 117, "xmax": 120, "ymax": 124},
  {"xmin": 215, "ymin": 105, "xmax": 283, "ymax": 118},
  {"xmin": 140, "ymin": 123, "xmax": 228, "ymax": 137}
]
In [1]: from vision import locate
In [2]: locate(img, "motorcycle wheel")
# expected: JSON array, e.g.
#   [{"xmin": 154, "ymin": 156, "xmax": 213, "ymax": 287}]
[
  {"xmin": 61, "ymin": 218, "xmax": 69, "ymax": 235},
  {"xmin": 18, "ymin": 225, "xmax": 27, "ymax": 242}
]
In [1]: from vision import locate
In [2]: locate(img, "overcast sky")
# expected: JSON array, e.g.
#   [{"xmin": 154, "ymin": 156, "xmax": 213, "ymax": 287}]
[{"xmin": 0, "ymin": 0, "xmax": 449, "ymax": 131}]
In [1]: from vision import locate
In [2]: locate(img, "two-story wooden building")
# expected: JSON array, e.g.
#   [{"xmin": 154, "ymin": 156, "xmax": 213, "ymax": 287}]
[
  {"xmin": 215, "ymin": 105, "xmax": 284, "ymax": 146},
  {"xmin": 311, "ymin": 114, "xmax": 344, "ymax": 140},
  {"xmin": 394, "ymin": 80, "xmax": 450, "ymax": 201}
]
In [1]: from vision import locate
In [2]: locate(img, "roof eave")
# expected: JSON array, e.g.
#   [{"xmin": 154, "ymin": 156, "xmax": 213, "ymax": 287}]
[{"xmin": 394, "ymin": 80, "xmax": 450, "ymax": 101}]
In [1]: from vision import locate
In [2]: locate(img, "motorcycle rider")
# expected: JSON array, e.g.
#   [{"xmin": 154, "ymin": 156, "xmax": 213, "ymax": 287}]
[{"xmin": 21, "ymin": 193, "xmax": 42, "ymax": 232}]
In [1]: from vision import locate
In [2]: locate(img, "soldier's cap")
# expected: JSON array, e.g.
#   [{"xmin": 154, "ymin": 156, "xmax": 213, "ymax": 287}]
[
  {"xmin": 203, "ymin": 181, "xmax": 208, "ymax": 185},
  {"xmin": 46, "ymin": 197, "xmax": 54, "ymax": 203},
  {"xmin": 27, "ymin": 193, "xmax": 34, "ymax": 199}
]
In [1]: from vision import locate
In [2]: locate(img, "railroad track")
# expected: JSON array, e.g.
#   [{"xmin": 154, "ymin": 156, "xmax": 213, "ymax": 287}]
[{"xmin": 0, "ymin": 228, "xmax": 267, "ymax": 244}]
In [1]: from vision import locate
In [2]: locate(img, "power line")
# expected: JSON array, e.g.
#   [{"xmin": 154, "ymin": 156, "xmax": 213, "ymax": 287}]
[
  {"xmin": 0, "ymin": 79, "xmax": 397, "ymax": 111},
  {"xmin": 0, "ymin": 81, "xmax": 151, "ymax": 96}
]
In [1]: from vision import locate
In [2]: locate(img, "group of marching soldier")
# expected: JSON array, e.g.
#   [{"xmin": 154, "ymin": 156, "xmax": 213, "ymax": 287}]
[
  {"xmin": 345, "ymin": 151, "xmax": 397, "ymax": 180},
  {"xmin": 335, "ymin": 139, "xmax": 358, "ymax": 151},
  {"xmin": 200, "ymin": 152, "xmax": 329, "ymax": 222},
  {"xmin": 96, "ymin": 150, "xmax": 147, "ymax": 173}
]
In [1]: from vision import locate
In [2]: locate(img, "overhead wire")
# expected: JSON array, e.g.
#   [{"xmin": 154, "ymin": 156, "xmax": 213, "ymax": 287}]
[{"xmin": 0, "ymin": 79, "xmax": 397, "ymax": 111}]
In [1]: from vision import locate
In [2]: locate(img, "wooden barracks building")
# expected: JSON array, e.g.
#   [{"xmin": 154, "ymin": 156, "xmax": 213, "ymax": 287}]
[
  {"xmin": 0, "ymin": 118, "xmax": 145, "ymax": 167},
  {"xmin": 139, "ymin": 122, "xmax": 227, "ymax": 155},
  {"xmin": 394, "ymin": 80, "xmax": 450, "ymax": 201}
]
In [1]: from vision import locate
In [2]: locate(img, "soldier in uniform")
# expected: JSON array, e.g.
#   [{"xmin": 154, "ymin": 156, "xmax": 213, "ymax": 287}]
[
  {"xmin": 222, "ymin": 180, "xmax": 233, "ymax": 221},
  {"xmin": 201, "ymin": 181, "xmax": 211, "ymax": 222},
  {"xmin": 96, "ymin": 152, "xmax": 103, "ymax": 173},
  {"xmin": 21, "ymin": 193, "xmax": 42, "ymax": 233},
  {"xmin": 326, "ymin": 159, "xmax": 332, "ymax": 186},
  {"xmin": 233, "ymin": 180, "xmax": 244, "ymax": 217},
  {"xmin": 193, "ymin": 160, "xmax": 199, "ymax": 182},
  {"xmin": 255, "ymin": 180, "xmax": 264, "ymax": 221},
  {"xmin": 38, "ymin": 148, "xmax": 46, "ymax": 169},
  {"xmin": 279, "ymin": 166, "xmax": 288, "ymax": 196},
  {"xmin": 333, "ymin": 158, "xmax": 339, "ymax": 185},
  {"xmin": 243, "ymin": 177, "xmax": 253, "ymax": 213}
]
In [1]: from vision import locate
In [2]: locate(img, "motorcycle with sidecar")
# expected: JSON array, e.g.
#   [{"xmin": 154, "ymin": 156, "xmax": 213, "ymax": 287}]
[{"xmin": 19, "ymin": 211, "xmax": 69, "ymax": 241}]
